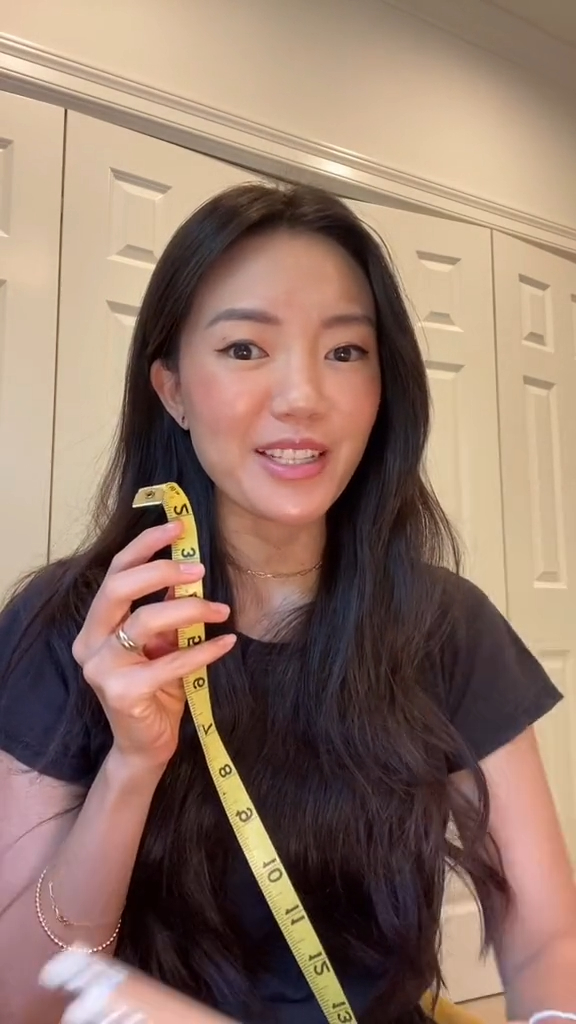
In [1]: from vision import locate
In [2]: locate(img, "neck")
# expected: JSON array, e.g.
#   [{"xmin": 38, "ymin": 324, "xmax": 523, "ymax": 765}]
[
  {"xmin": 216, "ymin": 493, "xmax": 326, "ymax": 638},
  {"xmin": 217, "ymin": 494, "xmax": 325, "ymax": 576}
]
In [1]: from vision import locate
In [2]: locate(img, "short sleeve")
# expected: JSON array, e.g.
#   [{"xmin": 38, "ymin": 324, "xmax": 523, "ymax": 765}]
[
  {"xmin": 438, "ymin": 572, "xmax": 562, "ymax": 766},
  {"xmin": 0, "ymin": 581, "xmax": 110, "ymax": 784}
]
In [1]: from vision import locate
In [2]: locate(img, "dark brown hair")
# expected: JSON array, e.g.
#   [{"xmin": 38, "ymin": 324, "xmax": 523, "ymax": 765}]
[{"xmin": 2, "ymin": 182, "xmax": 507, "ymax": 1022}]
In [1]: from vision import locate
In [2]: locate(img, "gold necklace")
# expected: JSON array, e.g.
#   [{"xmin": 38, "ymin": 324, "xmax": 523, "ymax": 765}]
[{"xmin": 226, "ymin": 558, "xmax": 322, "ymax": 580}]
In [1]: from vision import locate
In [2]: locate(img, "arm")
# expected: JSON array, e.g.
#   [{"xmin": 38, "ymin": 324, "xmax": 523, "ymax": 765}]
[
  {"xmin": 0, "ymin": 749, "xmax": 163, "ymax": 1024},
  {"xmin": 452, "ymin": 728, "xmax": 576, "ymax": 1021},
  {"xmin": 0, "ymin": 521, "xmax": 235, "ymax": 1024}
]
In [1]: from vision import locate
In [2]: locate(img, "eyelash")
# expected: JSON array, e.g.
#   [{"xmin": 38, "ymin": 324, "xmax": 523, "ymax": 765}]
[
  {"xmin": 328, "ymin": 345, "xmax": 369, "ymax": 363},
  {"xmin": 218, "ymin": 342, "xmax": 369, "ymax": 362},
  {"xmin": 219, "ymin": 341, "xmax": 266, "ymax": 360}
]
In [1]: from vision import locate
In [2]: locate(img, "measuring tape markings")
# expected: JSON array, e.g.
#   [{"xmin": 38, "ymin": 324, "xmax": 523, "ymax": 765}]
[{"xmin": 133, "ymin": 483, "xmax": 356, "ymax": 1024}]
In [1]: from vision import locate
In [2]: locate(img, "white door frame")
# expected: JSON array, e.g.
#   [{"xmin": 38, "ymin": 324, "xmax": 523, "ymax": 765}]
[{"xmin": 0, "ymin": 32, "xmax": 576, "ymax": 257}]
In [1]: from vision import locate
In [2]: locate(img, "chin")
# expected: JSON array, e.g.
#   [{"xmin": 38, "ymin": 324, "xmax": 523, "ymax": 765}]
[{"xmin": 254, "ymin": 503, "xmax": 330, "ymax": 528}]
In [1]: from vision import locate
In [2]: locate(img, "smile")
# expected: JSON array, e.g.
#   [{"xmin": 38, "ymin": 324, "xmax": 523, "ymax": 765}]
[{"xmin": 257, "ymin": 448, "xmax": 325, "ymax": 465}]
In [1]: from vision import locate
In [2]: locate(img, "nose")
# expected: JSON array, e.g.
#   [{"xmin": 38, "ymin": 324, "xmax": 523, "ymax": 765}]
[{"xmin": 269, "ymin": 352, "xmax": 326, "ymax": 422}]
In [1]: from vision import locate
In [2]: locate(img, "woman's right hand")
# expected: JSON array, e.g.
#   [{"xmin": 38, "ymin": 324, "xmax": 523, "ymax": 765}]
[{"xmin": 72, "ymin": 520, "xmax": 236, "ymax": 772}]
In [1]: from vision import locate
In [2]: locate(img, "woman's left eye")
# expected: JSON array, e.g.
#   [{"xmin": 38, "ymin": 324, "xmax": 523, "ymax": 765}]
[{"xmin": 327, "ymin": 345, "xmax": 369, "ymax": 363}]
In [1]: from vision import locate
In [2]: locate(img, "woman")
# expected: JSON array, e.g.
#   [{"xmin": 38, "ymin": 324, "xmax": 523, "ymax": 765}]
[{"xmin": 0, "ymin": 182, "xmax": 575, "ymax": 1024}]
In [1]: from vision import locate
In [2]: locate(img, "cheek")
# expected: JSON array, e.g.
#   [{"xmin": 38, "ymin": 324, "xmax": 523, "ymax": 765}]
[
  {"xmin": 338, "ymin": 372, "xmax": 381, "ymax": 445},
  {"xmin": 183, "ymin": 365, "xmax": 260, "ymax": 444}
]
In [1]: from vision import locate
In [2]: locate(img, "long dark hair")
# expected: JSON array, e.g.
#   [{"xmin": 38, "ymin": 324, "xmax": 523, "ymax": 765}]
[{"xmin": 2, "ymin": 183, "xmax": 507, "ymax": 1021}]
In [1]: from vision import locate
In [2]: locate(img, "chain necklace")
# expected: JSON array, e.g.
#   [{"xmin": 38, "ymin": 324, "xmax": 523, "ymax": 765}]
[{"xmin": 226, "ymin": 558, "xmax": 322, "ymax": 580}]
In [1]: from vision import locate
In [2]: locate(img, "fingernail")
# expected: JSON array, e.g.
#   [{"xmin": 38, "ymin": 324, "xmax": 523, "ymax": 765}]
[
  {"xmin": 209, "ymin": 602, "xmax": 230, "ymax": 614},
  {"xmin": 220, "ymin": 633, "xmax": 237, "ymax": 645},
  {"xmin": 39, "ymin": 949, "xmax": 87, "ymax": 989},
  {"xmin": 60, "ymin": 983, "xmax": 114, "ymax": 1023},
  {"xmin": 179, "ymin": 562, "xmax": 204, "ymax": 575},
  {"xmin": 40, "ymin": 948, "xmax": 127, "ymax": 996}
]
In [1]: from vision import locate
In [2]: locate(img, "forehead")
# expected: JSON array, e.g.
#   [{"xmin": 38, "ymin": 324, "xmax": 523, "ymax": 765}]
[{"xmin": 187, "ymin": 229, "xmax": 375, "ymax": 326}]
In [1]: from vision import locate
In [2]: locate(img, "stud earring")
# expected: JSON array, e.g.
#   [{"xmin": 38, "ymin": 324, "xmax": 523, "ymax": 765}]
[{"xmin": 180, "ymin": 415, "xmax": 187, "ymax": 429}]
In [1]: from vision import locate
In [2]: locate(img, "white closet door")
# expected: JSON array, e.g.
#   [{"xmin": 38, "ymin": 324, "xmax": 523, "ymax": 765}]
[
  {"xmin": 493, "ymin": 233, "xmax": 576, "ymax": 863},
  {"xmin": 349, "ymin": 202, "xmax": 506, "ymax": 611},
  {"xmin": 0, "ymin": 93, "xmax": 64, "ymax": 601},
  {"xmin": 50, "ymin": 113, "xmax": 255, "ymax": 559},
  {"xmin": 349, "ymin": 201, "xmax": 505, "ymax": 1001}
]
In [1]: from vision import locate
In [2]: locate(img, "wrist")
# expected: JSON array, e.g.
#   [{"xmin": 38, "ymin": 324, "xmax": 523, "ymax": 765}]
[{"xmin": 103, "ymin": 746, "xmax": 168, "ymax": 792}]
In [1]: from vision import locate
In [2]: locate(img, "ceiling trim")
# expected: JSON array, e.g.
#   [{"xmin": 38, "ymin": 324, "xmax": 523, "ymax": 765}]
[
  {"xmin": 486, "ymin": 0, "xmax": 576, "ymax": 48},
  {"xmin": 381, "ymin": 0, "xmax": 576, "ymax": 96},
  {"xmin": 0, "ymin": 32, "xmax": 575, "ymax": 254}
]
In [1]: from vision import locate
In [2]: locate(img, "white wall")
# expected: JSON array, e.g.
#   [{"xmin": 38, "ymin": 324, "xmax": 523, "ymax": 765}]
[{"xmin": 3, "ymin": 0, "xmax": 576, "ymax": 228}]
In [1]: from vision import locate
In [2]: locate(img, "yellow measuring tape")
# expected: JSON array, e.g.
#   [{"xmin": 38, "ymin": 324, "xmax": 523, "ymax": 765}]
[
  {"xmin": 132, "ymin": 482, "xmax": 474, "ymax": 1024},
  {"xmin": 133, "ymin": 481, "xmax": 356, "ymax": 1024}
]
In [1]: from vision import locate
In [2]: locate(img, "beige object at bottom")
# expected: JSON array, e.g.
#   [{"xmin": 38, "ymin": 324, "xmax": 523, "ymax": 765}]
[{"xmin": 464, "ymin": 995, "xmax": 506, "ymax": 1024}]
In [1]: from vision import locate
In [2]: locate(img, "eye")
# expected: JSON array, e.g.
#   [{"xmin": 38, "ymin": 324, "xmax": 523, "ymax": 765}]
[
  {"xmin": 327, "ymin": 344, "xmax": 369, "ymax": 363},
  {"xmin": 219, "ymin": 341, "xmax": 267, "ymax": 361}
]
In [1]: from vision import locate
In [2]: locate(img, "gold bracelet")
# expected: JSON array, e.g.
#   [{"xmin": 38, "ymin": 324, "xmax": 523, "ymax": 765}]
[
  {"xmin": 48, "ymin": 874, "xmax": 87, "ymax": 927},
  {"xmin": 35, "ymin": 868, "xmax": 122, "ymax": 953},
  {"xmin": 46, "ymin": 870, "xmax": 123, "ymax": 929}
]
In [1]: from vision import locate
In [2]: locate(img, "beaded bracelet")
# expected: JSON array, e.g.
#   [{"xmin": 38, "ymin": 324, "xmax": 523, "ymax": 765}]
[{"xmin": 35, "ymin": 867, "xmax": 122, "ymax": 953}]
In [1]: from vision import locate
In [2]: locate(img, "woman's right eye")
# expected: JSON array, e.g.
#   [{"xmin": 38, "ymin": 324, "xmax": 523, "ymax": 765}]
[{"xmin": 219, "ymin": 341, "xmax": 267, "ymax": 361}]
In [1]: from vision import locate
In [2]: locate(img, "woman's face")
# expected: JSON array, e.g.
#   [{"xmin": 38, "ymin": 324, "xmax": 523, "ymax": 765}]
[{"xmin": 154, "ymin": 229, "xmax": 381, "ymax": 528}]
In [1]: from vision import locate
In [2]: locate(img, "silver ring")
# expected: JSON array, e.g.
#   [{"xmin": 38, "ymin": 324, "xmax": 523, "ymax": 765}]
[{"xmin": 114, "ymin": 624, "xmax": 144, "ymax": 657}]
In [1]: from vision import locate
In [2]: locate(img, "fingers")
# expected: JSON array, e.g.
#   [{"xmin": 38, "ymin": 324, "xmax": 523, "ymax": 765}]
[
  {"xmin": 39, "ymin": 949, "xmax": 137, "ymax": 1024},
  {"xmin": 74, "ymin": 522, "xmax": 229, "ymax": 662},
  {"xmin": 40, "ymin": 948, "xmax": 236, "ymax": 1024},
  {"xmin": 117, "ymin": 596, "xmax": 231, "ymax": 652},
  {"xmin": 108, "ymin": 521, "xmax": 183, "ymax": 575},
  {"xmin": 78, "ymin": 561, "xmax": 208, "ymax": 654},
  {"xmin": 85, "ymin": 633, "xmax": 237, "ymax": 706}
]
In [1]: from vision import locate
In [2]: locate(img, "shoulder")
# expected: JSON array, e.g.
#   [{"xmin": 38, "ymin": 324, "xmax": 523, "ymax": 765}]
[
  {"xmin": 427, "ymin": 563, "xmax": 500, "ymax": 618},
  {"xmin": 428, "ymin": 565, "xmax": 524, "ymax": 658},
  {"xmin": 424, "ymin": 567, "xmax": 562, "ymax": 765},
  {"xmin": 0, "ymin": 565, "xmax": 111, "ymax": 784}
]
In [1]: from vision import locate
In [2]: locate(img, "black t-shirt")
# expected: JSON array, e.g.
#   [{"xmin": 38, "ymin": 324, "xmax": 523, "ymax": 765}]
[{"xmin": 0, "ymin": 569, "xmax": 562, "ymax": 1023}]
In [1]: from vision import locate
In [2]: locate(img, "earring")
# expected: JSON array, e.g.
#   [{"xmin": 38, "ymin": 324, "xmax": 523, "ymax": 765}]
[{"xmin": 180, "ymin": 414, "xmax": 187, "ymax": 429}]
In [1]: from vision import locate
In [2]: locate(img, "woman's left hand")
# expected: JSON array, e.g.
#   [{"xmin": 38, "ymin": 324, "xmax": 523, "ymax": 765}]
[{"xmin": 39, "ymin": 948, "xmax": 236, "ymax": 1024}]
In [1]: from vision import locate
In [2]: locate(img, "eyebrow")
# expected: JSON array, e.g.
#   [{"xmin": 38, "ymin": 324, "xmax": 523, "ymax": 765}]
[{"xmin": 205, "ymin": 307, "xmax": 376, "ymax": 329}]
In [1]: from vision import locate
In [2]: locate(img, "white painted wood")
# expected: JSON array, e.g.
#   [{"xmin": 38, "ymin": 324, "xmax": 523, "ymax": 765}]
[
  {"xmin": 349, "ymin": 201, "xmax": 506, "ymax": 611},
  {"xmin": 493, "ymin": 232, "xmax": 576, "ymax": 864},
  {"xmin": 349, "ymin": 199, "xmax": 506, "ymax": 1000},
  {"xmin": 0, "ymin": 92, "xmax": 63, "ymax": 600}
]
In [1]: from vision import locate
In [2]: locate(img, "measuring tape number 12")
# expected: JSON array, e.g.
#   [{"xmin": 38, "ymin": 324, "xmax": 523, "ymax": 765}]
[{"xmin": 133, "ymin": 483, "xmax": 357, "ymax": 1024}]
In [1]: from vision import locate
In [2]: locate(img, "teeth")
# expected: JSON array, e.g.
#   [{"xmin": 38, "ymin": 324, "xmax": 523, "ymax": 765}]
[{"xmin": 261, "ymin": 448, "xmax": 322, "ymax": 464}]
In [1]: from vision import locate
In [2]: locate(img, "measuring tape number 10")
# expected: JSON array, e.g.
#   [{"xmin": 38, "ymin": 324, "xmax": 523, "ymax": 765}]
[{"xmin": 133, "ymin": 483, "xmax": 357, "ymax": 1024}]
